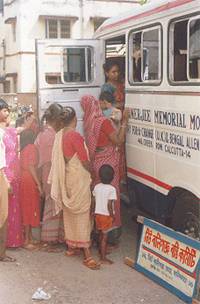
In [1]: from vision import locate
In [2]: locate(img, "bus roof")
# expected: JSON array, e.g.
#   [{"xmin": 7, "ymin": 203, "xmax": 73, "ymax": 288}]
[{"xmin": 96, "ymin": 0, "xmax": 195, "ymax": 35}]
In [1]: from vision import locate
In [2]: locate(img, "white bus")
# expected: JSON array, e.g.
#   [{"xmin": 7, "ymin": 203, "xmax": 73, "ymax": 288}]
[{"xmin": 36, "ymin": 0, "xmax": 200, "ymax": 239}]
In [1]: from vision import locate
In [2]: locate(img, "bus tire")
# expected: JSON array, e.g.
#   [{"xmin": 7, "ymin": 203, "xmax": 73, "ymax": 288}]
[{"xmin": 170, "ymin": 189, "xmax": 200, "ymax": 240}]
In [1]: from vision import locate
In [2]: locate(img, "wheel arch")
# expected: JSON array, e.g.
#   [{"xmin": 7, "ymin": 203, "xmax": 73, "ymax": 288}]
[{"xmin": 167, "ymin": 186, "xmax": 200, "ymax": 239}]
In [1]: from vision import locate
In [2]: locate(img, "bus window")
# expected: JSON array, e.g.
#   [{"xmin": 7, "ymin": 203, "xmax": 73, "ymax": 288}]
[
  {"xmin": 129, "ymin": 25, "xmax": 161, "ymax": 85},
  {"xmin": 169, "ymin": 16, "xmax": 200, "ymax": 83},
  {"xmin": 63, "ymin": 47, "xmax": 93, "ymax": 83},
  {"xmin": 43, "ymin": 46, "xmax": 63, "ymax": 85},
  {"xmin": 188, "ymin": 18, "xmax": 200, "ymax": 80},
  {"xmin": 142, "ymin": 28, "xmax": 160, "ymax": 81},
  {"xmin": 131, "ymin": 32, "xmax": 142, "ymax": 82},
  {"xmin": 170, "ymin": 19, "xmax": 188, "ymax": 82}
]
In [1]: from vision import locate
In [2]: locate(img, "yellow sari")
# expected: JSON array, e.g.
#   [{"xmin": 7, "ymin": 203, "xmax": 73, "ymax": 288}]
[{"xmin": 49, "ymin": 129, "xmax": 92, "ymax": 248}]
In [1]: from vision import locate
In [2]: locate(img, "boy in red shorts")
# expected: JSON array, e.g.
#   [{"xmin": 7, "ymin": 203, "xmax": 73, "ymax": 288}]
[{"xmin": 92, "ymin": 164, "xmax": 116, "ymax": 264}]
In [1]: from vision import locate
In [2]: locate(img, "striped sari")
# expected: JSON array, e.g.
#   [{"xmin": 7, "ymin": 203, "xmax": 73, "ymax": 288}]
[{"xmin": 81, "ymin": 95, "xmax": 121, "ymax": 228}]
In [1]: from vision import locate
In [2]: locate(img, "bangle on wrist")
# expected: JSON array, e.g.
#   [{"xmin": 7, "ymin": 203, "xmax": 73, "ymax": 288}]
[{"xmin": 121, "ymin": 124, "xmax": 127, "ymax": 128}]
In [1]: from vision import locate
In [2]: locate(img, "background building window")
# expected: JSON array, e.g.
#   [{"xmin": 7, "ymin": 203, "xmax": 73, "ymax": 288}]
[
  {"xmin": 46, "ymin": 19, "xmax": 71, "ymax": 39},
  {"xmin": 3, "ymin": 80, "xmax": 10, "ymax": 93},
  {"xmin": 13, "ymin": 76, "xmax": 17, "ymax": 93},
  {"xmin": 12, "ymin": 22, "xmax": 16, "ymax": 41},
  {"xmin": 93, "ymin": 17, "xmax": 107, "ymax": 32},
  {"xmin": 0, "ymin": 0, "xmax": 3, "ymax": 14}
]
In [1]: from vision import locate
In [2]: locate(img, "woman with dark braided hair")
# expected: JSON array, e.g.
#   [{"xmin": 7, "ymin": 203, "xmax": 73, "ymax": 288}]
[
  {"xmin": 34, "ymin": 103, "xmax": 64, "ymax": 251},
  {"xmin": 49, "ymin": 106, "xmax": 100, "ymax": 270}
]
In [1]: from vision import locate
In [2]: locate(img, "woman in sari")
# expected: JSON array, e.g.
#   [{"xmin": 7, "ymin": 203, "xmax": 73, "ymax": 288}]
[
  {"xmin": 101, "ymin": 61, "xmax": 127, "ymax": 186},
  {"xmin": 34, "ymin": 104, "xmax": 64, "ymax": 250},
  {"xmin": 2, "ymin": 113, "xmax": 40, "ymax": 248},
  {"xmin": 81, "ymin": 95, "xmax": 129, "ymax": 244},
  {"xmin": 49, "ymin": 107, "xmax": 100, "ymax": 270},
  {"xmin": 0, "ymin": 114, "xmax": 24, "ymax": 249},
  {"xmin": 101, "ymin": 61, "xmax": 125, "ymax": 110},
  {"xmin": 3, "ymin": 126, "xmax": 23, "ymax": 248}
]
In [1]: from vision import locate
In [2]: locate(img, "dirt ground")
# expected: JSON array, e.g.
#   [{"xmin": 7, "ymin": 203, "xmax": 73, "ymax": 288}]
[{"xmin": 0, "ymin": 205, "xmax": 185, "ymax": 304}]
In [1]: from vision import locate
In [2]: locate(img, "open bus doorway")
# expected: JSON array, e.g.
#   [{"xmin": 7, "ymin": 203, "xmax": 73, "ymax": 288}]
[
  {"xmin": 105, "ymin": 35, "xmax": 126, "ymax": 85},
  {"xmin": 103, "ymin": 35, "xmax": 138, "ymax": 245}
]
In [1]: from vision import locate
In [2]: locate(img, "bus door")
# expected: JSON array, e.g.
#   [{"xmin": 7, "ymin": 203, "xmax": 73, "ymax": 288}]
[{"xmin": 35, "ymin": 39, "xmax": 104, "ymax": 133}]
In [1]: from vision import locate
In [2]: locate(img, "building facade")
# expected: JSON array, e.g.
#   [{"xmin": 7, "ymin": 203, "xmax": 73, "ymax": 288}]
[{"xmin": 0, "ymin": 0, "xmax": 136, "ymax": 108}]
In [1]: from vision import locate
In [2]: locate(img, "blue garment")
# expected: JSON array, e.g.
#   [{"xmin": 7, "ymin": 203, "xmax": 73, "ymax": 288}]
[
  {"xmin": 101, "ymin": 83, "xmax": 116, "ymax": 97},
  {"xmin": 103, "ymin": 108, "xmax": 113, "ymax": 118}
]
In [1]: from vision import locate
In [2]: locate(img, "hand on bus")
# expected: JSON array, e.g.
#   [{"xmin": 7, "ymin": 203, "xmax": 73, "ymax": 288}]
[{"xmin": 122, "ymin": 108, "xmax": 130, "ymax": 124}]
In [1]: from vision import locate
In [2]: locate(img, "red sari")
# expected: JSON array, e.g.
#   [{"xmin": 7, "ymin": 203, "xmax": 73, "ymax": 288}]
[
  {"xmin": 20, "ymin": 144, "xmax": 40, "ymax": 227},
  {"xmin": 81, "ymin": 95, "xmax": 121, "ymax": 228}
]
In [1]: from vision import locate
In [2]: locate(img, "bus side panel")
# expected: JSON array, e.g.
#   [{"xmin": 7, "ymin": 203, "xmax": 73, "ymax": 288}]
[
  {"xmin": 127, "ymin": 177, "xmax": 174, "ymax": 223},
  {"xmin": 126, "ymin": 91, "xmax": 200, "ymax": 219}
]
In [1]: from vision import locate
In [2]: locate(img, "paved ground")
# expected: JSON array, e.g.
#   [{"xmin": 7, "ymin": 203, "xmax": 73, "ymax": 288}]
[{"xmin": 0, "ymin": 205, "xmax": 185, "ymax": 304}]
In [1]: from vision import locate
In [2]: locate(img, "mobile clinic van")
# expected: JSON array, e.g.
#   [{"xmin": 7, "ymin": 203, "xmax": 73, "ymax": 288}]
[{"xmin": 36, "ymin": 0, "xmax": 200, "ymax": 239}]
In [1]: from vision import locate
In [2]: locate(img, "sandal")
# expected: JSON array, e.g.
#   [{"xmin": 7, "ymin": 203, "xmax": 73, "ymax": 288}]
[
  {"xmin": 0, "ymin": 255, "xmax": 16, "ymax": 262},
  {"xmin": 83, "ymin": 257, "xmax": 100, "ymax": 270},
  {"xmin": 39, "ymin": 243, "xmax": 50, "ymax": 251}
]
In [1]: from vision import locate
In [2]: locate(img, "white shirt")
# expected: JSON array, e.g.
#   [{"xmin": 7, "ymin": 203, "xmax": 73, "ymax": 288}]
[
  {"xmin": 0, "ymin": 128, "xmax": 6, "ymax": 170},
  {"xmin": 93, "ymin": 183, "xmax": 117, "ymax": 216}
]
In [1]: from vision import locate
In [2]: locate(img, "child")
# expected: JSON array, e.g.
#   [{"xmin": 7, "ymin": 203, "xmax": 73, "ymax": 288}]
[
  {"xmin": 19, "ymin": 129, "xmax": 42, "ymax": 250},
  {"xmin": 92, "ymin": 164, "xmax": 117, "ymax": 264},
  {"xmin": 99, "ymin": 92, "xmax": 122, "ymax": 129}
]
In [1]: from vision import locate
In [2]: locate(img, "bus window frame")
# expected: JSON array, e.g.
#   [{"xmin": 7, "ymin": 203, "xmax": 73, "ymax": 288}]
[
  {"xmin": 167, "ymin": 11, "xmax": 200, "ymax": 87},
  {"xmin": 141, "ymin": 26, "xmax": 162, "ymax": 83},
  {"xmin": 128, "ymin": 22, "xmax": 163, "ymax": 87},
  {"xmin": 61, "ymin": 45, "xmax": 94, "ymax": 85},
  {"xmin": 187, "ymin": 15, "xmax": 200, "ymax": 82}
]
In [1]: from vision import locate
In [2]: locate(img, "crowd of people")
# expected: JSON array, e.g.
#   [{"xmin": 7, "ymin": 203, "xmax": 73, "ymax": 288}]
[{"xmin": 0, "ymin": 60, "xmax": 129, "ymax": 270}]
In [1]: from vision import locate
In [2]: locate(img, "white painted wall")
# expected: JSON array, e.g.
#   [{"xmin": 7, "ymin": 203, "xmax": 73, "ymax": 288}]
[{"xmin": 0, "ymin": 0, "xmax": 137, "ymax": 93}]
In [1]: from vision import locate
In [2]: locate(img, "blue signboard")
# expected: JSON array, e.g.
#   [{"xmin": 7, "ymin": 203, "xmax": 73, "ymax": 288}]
[{"xmin": 135, "ymin": 218, "xmax": 200, "ymax": 303}]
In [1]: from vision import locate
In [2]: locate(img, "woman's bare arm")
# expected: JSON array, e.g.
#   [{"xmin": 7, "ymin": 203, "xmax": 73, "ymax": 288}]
[
  {"xmin": 108, "ymin": 108, "xmax": 129, "ymax": 146},
  {"xmin": 108, "ymin": 200, "xmax": 115, "ymax": 219},
  {"xmin": 28, "ymin": 165, "xmax": 42, "ymax": 195},
  {"xmin": 91, "ymin": 196, "xmax": 95, "ymax": 217}
]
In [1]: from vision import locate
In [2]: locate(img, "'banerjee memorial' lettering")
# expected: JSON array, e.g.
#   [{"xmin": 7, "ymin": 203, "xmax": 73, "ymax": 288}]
[{"xmin": 127, "ymin": 108, "xmax": 200, "ymax": 162}]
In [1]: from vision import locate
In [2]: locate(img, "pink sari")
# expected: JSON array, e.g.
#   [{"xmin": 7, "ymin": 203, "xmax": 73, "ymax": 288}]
[
  {"xmin": 3, "ymin": 127, "xmax": 23, "ymax": 247},
  {"xmin": 81, "ymin": 95, "xmax": 121, "ymax": 227}
]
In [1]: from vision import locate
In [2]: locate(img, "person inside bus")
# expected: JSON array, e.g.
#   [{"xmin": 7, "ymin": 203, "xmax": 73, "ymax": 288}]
[
  {"xmin": 101, "ymin": 60, "xmax": 125, "ymax": 110},
  {"xmin": 132, "ymin": 41, "xmax": 142, "ymax": 82}
]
